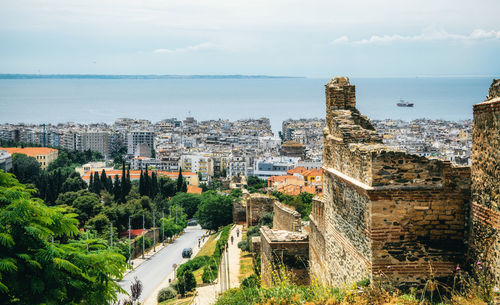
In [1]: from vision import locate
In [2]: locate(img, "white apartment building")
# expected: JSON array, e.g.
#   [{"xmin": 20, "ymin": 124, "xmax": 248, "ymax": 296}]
[
  {"xmin": 127, "ymin": 131, "xmax": 155, "ymax": 155},
  {"xmin": 180, "ymin": 153, "xmax": 213, "ymax": 181}
]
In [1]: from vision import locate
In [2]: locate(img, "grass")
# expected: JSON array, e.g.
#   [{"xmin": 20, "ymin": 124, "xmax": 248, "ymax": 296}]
[
  {"xmin": 196, "ymin": 233, "xmax": 218, "ymax": 258},
  {"xmin": 239, "ymin": 251, "xmax": 254, "ymax": 282},
  {"xmin": 193, "ymin": 267, "xmax": 204, "ymax": 284}
]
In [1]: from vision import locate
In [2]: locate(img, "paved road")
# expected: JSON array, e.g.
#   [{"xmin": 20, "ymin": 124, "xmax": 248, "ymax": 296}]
[{"xmin": 118, "ymin": 225, "xmax": 205, "ymax": 303}]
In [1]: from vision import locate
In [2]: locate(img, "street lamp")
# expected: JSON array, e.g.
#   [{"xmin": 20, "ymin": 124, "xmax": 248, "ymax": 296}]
[
  {"xmin": 153, "ymin": 212, "xmax": 156, "ymax": 252},
  {"xmin": 128, "ymin": 216, "xmax": 132, "ymax": 263},
  {"xmin": 162, "ymin": 208, "xmax": 165, "ymax": 246},
  {"xmin": 142, "ymin": 212, "xmax": 145, "ymax": 259}
]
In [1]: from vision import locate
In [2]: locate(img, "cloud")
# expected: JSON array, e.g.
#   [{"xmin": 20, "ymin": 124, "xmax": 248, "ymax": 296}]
[
  {"xmin": 331, "ymin": 29, "xmax": 500, "ymax": 45},
  {"xmin": 153, "ymin": 42, "xmax": 221, "ymax": 54}
]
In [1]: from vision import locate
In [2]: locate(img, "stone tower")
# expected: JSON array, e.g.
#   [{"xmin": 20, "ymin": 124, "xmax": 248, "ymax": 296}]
[
  {"xmin": 309, "ymin": 77, "xmax": 471, "ymax": 286},
  {"xmin": 469, "ymin": 79, "xmax": 500, "ymax": 287}
]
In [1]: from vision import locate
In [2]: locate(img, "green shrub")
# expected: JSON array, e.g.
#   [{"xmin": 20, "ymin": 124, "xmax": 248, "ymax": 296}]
[
  {"xmin": 157, "ymin": 287, "xmax": 176, "ymax": 302},
  {"xmin": 174, "ymin": 270, "xmax": 196, "ymax": 296},
  {"xmin": 202, "ymin": 260, "xmax": 218, "ymax": 283},
  {"xmin": 241, "ymin": 274, "xmax": 260, "ymax": 288},
  {"xmin": 238, "ymin": 240, "xmax": 250, "ymax": 252},
  {"xmin": 176, "ymin": 255, "xmax": 209, "ymax": 277}
]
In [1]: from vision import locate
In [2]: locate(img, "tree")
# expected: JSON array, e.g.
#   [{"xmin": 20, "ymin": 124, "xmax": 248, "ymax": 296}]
[
  {"xmin": 0, "ymin": 171, "xmax": 127, "ymax": 304},
  {"xmin": 175, "ymin": 270, "xmax": 196, "ymax": 296},
  {"xmin": 176, "ymin": 168, "xmax": 184, "ymax": 192},
  {"xmin": 159, "ymin": 177, "xmax": 176, "ymax": 198},
  {"xmin": 169, "ymin": 193, "xmax": 201, "ymax": 219},
  {"xmin": 113, "ymin": 175, "xmax": 121, "ymax": 201},
  {"xmin": 61, "ymin": 176, "xmax": 87, "ymax": 193},
  {"xmin": 87, "ymin": 213, "xmax": 111, "ymax": 234},
  {"xmin": 72, "ymin": 194, "xmax": 102, "ymax": 225},
  {"xmin": 10, "ymin": 153, "xmax": 41, "ymax": 184},
  {"xmin": 196, "ymin": 191, "xmax": 233, "ymax": 230},
  {"xmin": 100, "ymin": 169, "xmax": 108, "ymax": 192}
]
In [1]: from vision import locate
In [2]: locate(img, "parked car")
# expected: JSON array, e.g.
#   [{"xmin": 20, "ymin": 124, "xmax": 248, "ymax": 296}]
[
  {"xmin": 187, "ymin": 220, "xmax": 197, "ymax": 226},
  {"xmin": 182, "ymin": 248, "xmax": 192, "ymax": 258}
]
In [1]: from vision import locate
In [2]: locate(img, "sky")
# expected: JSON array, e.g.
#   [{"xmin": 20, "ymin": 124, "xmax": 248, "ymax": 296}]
[{"xmin": 0, "ymin": 0, "xmax": 499, "ymax": 77}]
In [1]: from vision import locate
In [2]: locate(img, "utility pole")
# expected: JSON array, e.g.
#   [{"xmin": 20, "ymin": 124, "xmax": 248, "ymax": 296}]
[
  {"xmin": 162, "ymin": 209, "xmax": 165, "ymax": 246},
  {"xmin": 128, "ymin": 216, "xmax": 131, "ymax": 262},
  {"xmin": 153, "ymin": 212, "xmax": 156, "ymax": 252},
  {"xmin": 110, "ymin": 222, "xmax": 113, "ymax": 248},
  {"xmin": 142, "ymin": 213, "xmax": 145, "ymax": 259}
]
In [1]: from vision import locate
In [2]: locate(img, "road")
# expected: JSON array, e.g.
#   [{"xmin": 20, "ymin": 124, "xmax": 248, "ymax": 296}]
[{"xmin": 118, "ymin": 225, "xmax": 205, "ymax": 303}]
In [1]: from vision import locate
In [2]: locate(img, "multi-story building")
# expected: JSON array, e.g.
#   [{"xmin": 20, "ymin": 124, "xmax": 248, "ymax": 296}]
[
  {"xmin": 0, "ymin": 150, "xmax": 12, "ymax": 172},
  {"xmin": 82, "ymin": 132, "xmax": 110, "ymax": 158},
  {"xmin": 0, "ymin": 147, "xmax": 58, "ymax": 169},
  {"xmin": 180, "ymin": 153, "xmax": 214, "ymax": 181},
  {"xmin": 253, "ymin": 156, "xmax": 300, "ymax": 179},
  {"xmin": 127, "ymin": 131, "xmax": 155, "ymax": 155}
]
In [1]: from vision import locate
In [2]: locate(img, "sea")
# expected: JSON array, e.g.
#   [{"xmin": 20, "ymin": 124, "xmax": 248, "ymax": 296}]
[{"xmin": 0, "ymin": 76, "xmax": 494, "ymax": 133}]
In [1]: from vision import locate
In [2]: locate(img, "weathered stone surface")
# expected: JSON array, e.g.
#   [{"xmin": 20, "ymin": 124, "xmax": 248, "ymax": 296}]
[
  {"xmin": 310, "ymin": 76, "xmax": 472, "ymax": 287},
  {"xmin": 469, "ymin": 81, "xmax": 500, "ymax": 287},
  {"xmin": 273, "ymin": 201, "xmax": 302, "ymax": 232},
  {"xmin": 260, "ymin": 226, "xmax": 309, "ymax": 286},
  {"xmin": 245, "ymin": 193, "xmax": 274, "ymax": 227}
]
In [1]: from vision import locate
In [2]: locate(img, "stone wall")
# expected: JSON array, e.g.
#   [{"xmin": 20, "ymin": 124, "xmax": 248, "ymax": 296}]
[
  {"xmin": 233, "ymin": 199, "xmax": 246, "ymax": 224},
  {"xmin": 310, "ymin": 76, "xmax": 472, "ymax": 287},
  {"xmin": 273, "ymin": 201, "xmax": 302, "ymax": 232},
  {"xmin": 245, "ymin": 193, "xmax": 274, "ymax": 227},
  {"xmin": 469, "ymin": 79, "xmax": 500, "ymax": 286},
  {"xmin": 260, "ymin": 226, "xmax": 309, "ymax": 286}
]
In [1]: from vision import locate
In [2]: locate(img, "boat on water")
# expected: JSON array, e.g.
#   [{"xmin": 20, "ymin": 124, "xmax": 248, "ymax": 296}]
[{"xmin": 397, "ymin": 99, "xmax": 414, "ymax": 107}]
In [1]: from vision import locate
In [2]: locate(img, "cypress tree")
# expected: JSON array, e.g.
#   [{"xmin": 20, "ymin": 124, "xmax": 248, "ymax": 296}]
[
  {"xmin": 113, "ymin": 175, "xmax": 121, "ymax": 201},
  {"xmin": 181, "ymin": 180, "xmax": 188, "ymax": 193},
  {"xmin": 100, "ymin": 169, "xmax": 108, "ymax": 191},
  {"xmin": 107, "ymin": 176, "xmax": 113, "ymax": 192},
  {"xmin": 139, "ymin": 170, "xmax": 144, "ymax": 196},
  {"xmin": 94, "ymin": 172, "xmax": 101, "ymax": 194},
  {"xmin": 177, "ymin": 168, "xmax": 183, "ymax": 193},
  {"xmin": 151, "ymin": 171, "xmax": 158, "ymax": 198},
  {"xmin": 89, "ymin": 172, "xmax": 94, "ymax": 192},
  {"xmin": 120, "ymin": 161, "xmax": 127, "ymax": 202},
  {"xmin": 144, "ymin": 167, "xmax": 150, "ymax": 197}
]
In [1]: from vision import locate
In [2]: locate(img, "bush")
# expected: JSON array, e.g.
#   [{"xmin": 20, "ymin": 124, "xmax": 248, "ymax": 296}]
[
  {"xmin": 241, "ymin": 274, "xmax": 260, "ymax": 288},
  {"xmin": 202, "ymin": 260, "xmax": 218, "ymax": 283},
  {"xmin": 238, "ymin": 240, "xmax": 251, "ymax": 252},
  {"xmin": 176, "ymin": 255, "xmax": 209, "ymax": 277},
  {"xmin": 174, "ymin": 270, "xmax": 197, "ymax": 296},
  {"xmin": 157, "ymin": 287, "xmax": 177, "ymax": 302}
]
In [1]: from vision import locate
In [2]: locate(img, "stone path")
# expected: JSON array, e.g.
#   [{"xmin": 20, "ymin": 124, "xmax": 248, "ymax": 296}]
[{"xmin": 193, "ymin": 224, "xmax": 243, "ymax": 305}]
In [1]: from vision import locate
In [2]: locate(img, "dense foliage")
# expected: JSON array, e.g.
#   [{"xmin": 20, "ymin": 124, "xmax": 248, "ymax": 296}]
[
  {"xmin": 196, "ymin": 191, "xmax": 234, "ymax": 230},
  {"xmin": 0, "ymin": 171, "xmax": 127, "ymax": 304},
  {"xmin": 271, "ymin": 191, "xmax": 313, "ymax": 219},
  {"xmin": 246, "ymin": 176, "xmax": 267, "ymax": 193},
  {"xmin": 202, "ymin": 225, "xmax": 232, "ymax": 283}
]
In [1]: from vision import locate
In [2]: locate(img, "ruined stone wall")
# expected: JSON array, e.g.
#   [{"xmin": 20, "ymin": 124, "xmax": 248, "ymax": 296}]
[
  {"xmin": 469, "ymin": 82, "xmax": 500, "ymax": 286},
  {"xmin": 310, "ymin": 76, "xmax": 472, "ymax": 287},
  {"xmin": 260, "ymin": 227, "xmax": 309, "ymax": 286},
  {"xmin": 246, "ymin": 194, "xmax": 274, "ymax": 227},
  {"xmin": 273, "ymin": 201, "xmax": 302, "ymax": 232},
  {"xmin": 233, "ymin": 199, "xmax": 246, "ymax": 224}
]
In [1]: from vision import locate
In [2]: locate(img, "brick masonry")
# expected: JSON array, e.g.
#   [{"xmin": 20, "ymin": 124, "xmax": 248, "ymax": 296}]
[
  {"xmin": 469, "ymin": 79, "xmax": 500, "ymax": 286},
  {"xmin": 310, "ymin": 76, "xmax": 472, "ymax": 287}
]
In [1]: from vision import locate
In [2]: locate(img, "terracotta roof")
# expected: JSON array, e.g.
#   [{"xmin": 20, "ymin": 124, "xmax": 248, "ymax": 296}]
[
  {"xmin": 303, "ymin": 168, "xmax": 322, "ymax": 177},
  {"xmin": 286, "ymin": 167, "xmax": 308, "ymax": 175},
  {"xmin": 187, "ymin": 185, "xmax": 202, "ymax": 194},
  {"xmin": 0, "ymin": 147, "xmax": 58, "ymax": 157}
]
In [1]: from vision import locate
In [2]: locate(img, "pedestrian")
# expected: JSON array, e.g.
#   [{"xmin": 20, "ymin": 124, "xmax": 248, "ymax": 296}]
[
  {"xmin": 231, "ymin": 235, "xmax": 234, "ymax": 245},
  {"xmin": 236, "ymin": 228, "xmax": 240, "ymax": 237}
]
